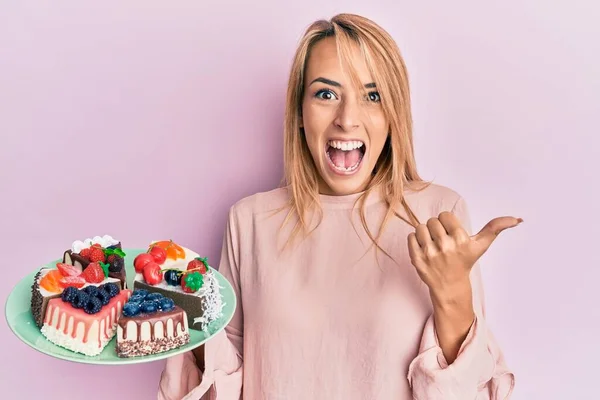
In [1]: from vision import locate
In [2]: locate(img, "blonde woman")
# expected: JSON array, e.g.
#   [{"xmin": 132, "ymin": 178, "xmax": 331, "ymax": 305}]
[{"xmin": 159, "ymin": 13, "xmax": 519, "ymax": 400}]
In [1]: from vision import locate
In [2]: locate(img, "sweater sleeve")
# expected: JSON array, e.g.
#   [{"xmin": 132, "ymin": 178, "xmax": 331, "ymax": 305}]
[
  {"xmin": 406, "ymin": 196, "xmax": 515, "ymax": 399},
  {"xmin": 158, "ymin": 206, "xmax": 244, "ymax": 400}
]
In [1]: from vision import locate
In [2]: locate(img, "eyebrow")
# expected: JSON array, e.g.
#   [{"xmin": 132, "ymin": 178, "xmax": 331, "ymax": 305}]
[{"xmin": 309, "ymin": 77, "xmax": 376, "ymax": 89}]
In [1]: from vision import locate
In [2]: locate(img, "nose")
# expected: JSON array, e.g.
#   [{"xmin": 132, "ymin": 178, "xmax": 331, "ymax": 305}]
[{"xmin": 333, "ymin": 97, "xmax": 360, "ymax": 131}]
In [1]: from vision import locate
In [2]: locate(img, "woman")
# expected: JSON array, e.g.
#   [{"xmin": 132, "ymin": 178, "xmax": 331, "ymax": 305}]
[{"xmin": 158, "ymin": 13, "xmax": 519, "ymax": 400}]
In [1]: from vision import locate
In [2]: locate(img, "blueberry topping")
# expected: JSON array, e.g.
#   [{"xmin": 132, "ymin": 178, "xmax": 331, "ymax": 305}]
[
  {"xmin": 140, "ymin": 300, "xmax": 157, "ymax": 313},
  {"xmin": 83, "ymin": 286, "xmax": 99, "ymax": 296},
  {"xmin": 61, "ymin": 287, "xmax": 79, "ymax": 303},
  {"xmin": 128, "ymin": 294, "xmax": 145, "ymax": 304},
  {"xmin": 123, "ymin": 302, "xmax": 141, "ymax": 317},
  {"xmin": 146, "ymin": 292, "xmax": 163, "ymax": 301},
  {"xmin": 71, "ymin": 291, "xmax": 90, "ymax": 309},
  {"xmin": 159, "ymin": 297, "xmax": 175, "ymax": 311},
  {"xmin": 164, "ymin": 270, "xmax": 181, "ymax": 286},
  {"xmin": 101, "ymin": 282, "xmax": 119, "ymax": 298},
  {"xmin": 132, "ymin": 289, "xmax": 148, "ymax": 298},
  {"xmin": 95, "ymin": 289, "xmax": 110, "ymax": 305},
  {"xmin": 83, "ymin": 296, "xmax": 103, "ymax": 314}
]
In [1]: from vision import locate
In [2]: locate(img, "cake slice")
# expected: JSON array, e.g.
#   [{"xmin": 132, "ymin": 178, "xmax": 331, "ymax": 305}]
[
  {"xmin": 116, "ymin": 290, "xmax": 190, "ymax": 357},
  {"xmin": 41, "ymin": 284, "xmax": 131, "ymax": 356},
  {"xmin": 62, "ymin": 235, "xmax": 127, "ymax": 289},
  {"xmin": 131, "ymin": 240, "xmax": 225, "ymax": 331},
  {"xmin": 31, "ymin": 265, "xmax": 123, "ymax": 329}
]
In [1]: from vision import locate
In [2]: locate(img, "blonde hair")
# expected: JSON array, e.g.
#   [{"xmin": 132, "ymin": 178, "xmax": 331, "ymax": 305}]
[{"xmin": 280, "ymin": 13, "xmax": 429, "ymax": 254}]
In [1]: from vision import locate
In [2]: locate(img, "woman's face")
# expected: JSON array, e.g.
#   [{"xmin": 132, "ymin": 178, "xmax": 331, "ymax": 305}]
[{"xmin": 301, "ymin": 37, "xmax": 389, "ymax": 196}]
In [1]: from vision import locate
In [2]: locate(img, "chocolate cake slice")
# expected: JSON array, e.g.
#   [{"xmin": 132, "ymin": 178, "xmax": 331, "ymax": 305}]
[
  {"xmin": 63, "ymin": 242, "xmax": 127, "ymax": 289},
  {"xmin": 132, "ymin": 268, "xmax": 224, "ymax": 331},
  {"xmin": 116, "ymin": 292, "xmax": 190, "ymax": 357},
  {"xmin": 132, "ymin": 279, "xmax": 203, "ymax": 330}
]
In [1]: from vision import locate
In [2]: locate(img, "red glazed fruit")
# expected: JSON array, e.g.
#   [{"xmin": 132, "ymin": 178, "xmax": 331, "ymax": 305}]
[
  {"xmin": 81, "ymin": 262, "xmax": 104, "ymax": 284},
  {"xmin": 56, "ymin": 262, "xmax": 81, "ymax": 276},
  {"xmin": 134, "ymin": 253, "xmax": 154, "ymax": 273},
  {"xmin": 88, "ymin": 246, "xmax": 106, "ymax": 263},
  {"xmin": 59, "ymin": 276, "xmax": 86, "ymax": 289},
  {"xmin": 149, "ymin": 245, "xmax": 167, "ymax": 265},
  {"xmin": 143, "ymin": 262, "xmax": 163, "ymax": 285},
  {"xmin": 186, "ymin": 257, "xmax": 208, "ymax": 274}
]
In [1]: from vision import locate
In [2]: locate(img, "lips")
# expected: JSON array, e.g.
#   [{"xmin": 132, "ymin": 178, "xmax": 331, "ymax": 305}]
[{"xmin": 325, "ymin": 139, "xmax": 366, "ymax": 174}]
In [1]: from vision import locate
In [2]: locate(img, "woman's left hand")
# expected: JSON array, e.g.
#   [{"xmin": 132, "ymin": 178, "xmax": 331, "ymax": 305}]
[
  {"xmin": 407, "ymin": 211, "xmax": 522, "ymax": 302},
  {"xmin": 407, "ymin": 210, "xmax": 522, "ymax": 363}
]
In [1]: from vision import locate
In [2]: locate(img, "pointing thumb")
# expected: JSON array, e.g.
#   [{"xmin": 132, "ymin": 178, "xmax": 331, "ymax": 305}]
[{"xmin": 472, "ymin": 216, "xmax": 523, "ymax": 253}]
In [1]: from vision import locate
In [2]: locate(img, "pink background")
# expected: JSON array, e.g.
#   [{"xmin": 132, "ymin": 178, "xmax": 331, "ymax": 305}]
[{"xmin": 1, "ymin": 1, "xmax": 598, "ymax": 398}]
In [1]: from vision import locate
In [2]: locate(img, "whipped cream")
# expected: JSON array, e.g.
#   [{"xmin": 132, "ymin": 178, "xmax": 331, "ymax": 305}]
[{"xmin": 72, "ymin": 235, "xmax": 119, "ymax": 253}]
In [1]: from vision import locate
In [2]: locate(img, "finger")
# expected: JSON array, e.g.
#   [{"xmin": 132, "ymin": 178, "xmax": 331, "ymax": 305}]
[
  {"xmin": 407, "ymin": 232, "xmax": 422, "ymax": 262},
  {"xmin": 438, "ymin": 211, "xmax": 469, "ymax": 242},
  {"xmin": 415, "ymin": 224, "xmax": 433, "ymax": 247},
  {"xmin": 472, "ymin": 216, "xmax": 523, "ymax": 252},
  {"xmin": 426, "ymin": 217, "xmax": 448, "ymax": 242}
]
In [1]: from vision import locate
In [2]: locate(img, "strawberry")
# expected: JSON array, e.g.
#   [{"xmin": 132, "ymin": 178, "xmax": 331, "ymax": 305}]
[
  {"xmin": 59, "ymin": 276, "xmax": 86, "ymax": 289},
  {"xmin": 79, "ymin": 248, "xmax": 91, "ymax": 259},
  {"xmin": 186, "ymin": 257, "xmax": 208, "ymax": 274},
  {"xmin": 89, "ymin": 246, "xmax": 106, "ymax": 263},
  {"xmin": 81, "ymin": 262, "xmax": 105, "ymax": 283},
  {"xmin": 56, "ymin": 262, "xmax": 81, "ymax": 277},
  {"xmin": 143, "ymin": 262, "xmax": 163, "ymax": 285}
]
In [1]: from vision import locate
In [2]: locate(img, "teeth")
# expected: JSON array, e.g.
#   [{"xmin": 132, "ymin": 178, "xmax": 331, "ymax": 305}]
[{"xmin": 327, "ymin": 140, "xmax": 364, "ymax": 151}]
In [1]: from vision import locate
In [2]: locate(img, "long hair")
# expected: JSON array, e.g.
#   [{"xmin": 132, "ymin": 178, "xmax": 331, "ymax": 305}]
[{"xmin": 280, "ymin": 13, "xmax": 430, "ymax": 254}]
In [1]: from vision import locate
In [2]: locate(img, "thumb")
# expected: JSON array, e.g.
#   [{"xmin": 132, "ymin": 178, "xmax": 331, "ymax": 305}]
[{"xmin": 471, "ymin": 216, "xmax": 523, "ymax": 252}]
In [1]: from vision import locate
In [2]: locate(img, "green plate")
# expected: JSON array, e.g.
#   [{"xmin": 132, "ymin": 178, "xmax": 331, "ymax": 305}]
[{"xmin": 5, "ymin": 248, "xmax": 236, "ymax": 365}]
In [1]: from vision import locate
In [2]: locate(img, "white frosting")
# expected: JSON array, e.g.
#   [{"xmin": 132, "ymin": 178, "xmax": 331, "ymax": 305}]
[
  {"xmin": 72, "ymin": 235, "xmax": 119, "ymax": 253},
  {"xmin": 40, "ymin": 324, "xmax": 113, "ymax": 356}
]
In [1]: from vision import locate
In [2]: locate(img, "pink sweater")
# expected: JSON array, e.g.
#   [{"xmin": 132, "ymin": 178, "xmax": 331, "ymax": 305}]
[{"xmin": 158, "ymin": 184, "xmax": 514, "ymax": 399}]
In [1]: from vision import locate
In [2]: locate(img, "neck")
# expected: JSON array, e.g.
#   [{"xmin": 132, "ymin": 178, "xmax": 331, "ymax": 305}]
[{"xmin": 317, "ymin": 176, "xmax": 373, "ymax": 197}]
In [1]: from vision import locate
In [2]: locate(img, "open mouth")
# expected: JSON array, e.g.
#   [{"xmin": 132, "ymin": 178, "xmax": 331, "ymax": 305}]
[{"xmin": 325, "ymin": 140, "xmax": 366, "ymax": 174}]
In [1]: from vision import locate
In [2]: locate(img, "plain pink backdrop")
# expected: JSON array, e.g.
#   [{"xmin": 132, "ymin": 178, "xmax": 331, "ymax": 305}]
[{"xmin": 1, "ymin": 1, "xmax": 598, "ymax": 398}]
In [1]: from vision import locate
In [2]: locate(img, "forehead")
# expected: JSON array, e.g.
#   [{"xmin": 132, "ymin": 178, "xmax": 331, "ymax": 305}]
[{"xmin": 304, "ymin": 36, "xmax": 373, "ymax": 85}]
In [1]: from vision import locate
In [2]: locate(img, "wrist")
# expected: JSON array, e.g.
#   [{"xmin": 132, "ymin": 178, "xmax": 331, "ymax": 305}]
[
  {"xmin": 428, "ymin": 280, "xmax": 475, "ymax": 364},
  {"xmin": 430, "ymin": 280, "xmax": 474, "ymax": 316}
]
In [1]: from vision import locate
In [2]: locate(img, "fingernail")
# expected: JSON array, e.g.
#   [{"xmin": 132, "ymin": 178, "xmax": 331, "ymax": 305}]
[{"xmin": 517, "ymin": 218, "xmax": 524, "ymax": 224}]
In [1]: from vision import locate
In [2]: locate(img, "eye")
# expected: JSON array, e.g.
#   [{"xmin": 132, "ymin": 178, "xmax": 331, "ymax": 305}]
[
  {"xmin": 315, "ymin": 89, "xmax": 338, "ymax": 101},
  {"xmin": 365, "ymin": 91, "xmax": 381, "ymax": 103}
]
